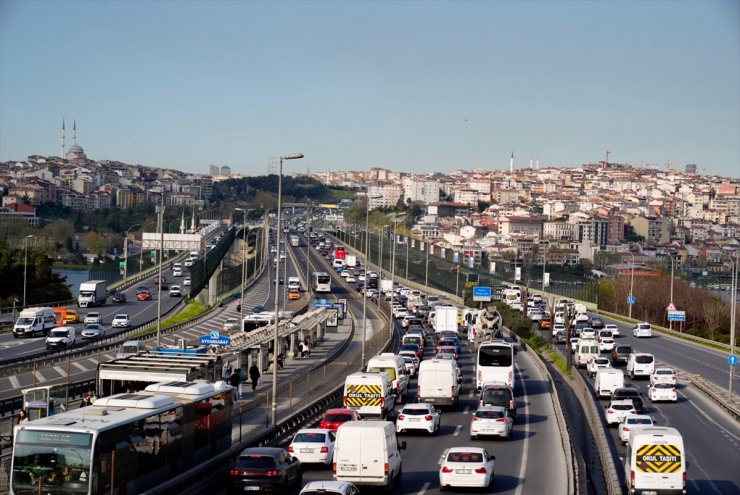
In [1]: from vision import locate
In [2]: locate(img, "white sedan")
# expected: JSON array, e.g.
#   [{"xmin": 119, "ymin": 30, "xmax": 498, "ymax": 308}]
[
  {"xmin": 402, "ymin": 356, "xmax": 417, "ymax": 376},
  {"xmin": 552, "ymin": 323, "xmax": 566, "ymax": 337},
  {"xmin": 599, "ymin": 338, "xmax": 616, "ymax": 353},
  {"xmin": 439, "ymin": 447, "xmax": 495, "ymax": 490},
  {"xmin": 345, "ymin": 275, "xmax": 356, "ymax": 283},
  {"xmin": 618, "ymin": 414, "xmax": 655, "ymax": 444},
  {"xmin": 183, "ymin": 277, "xmax": 191, "ymax": 286},
  {"xmin": 606, "ymin": 399, "xmax": 637, "ymax": 425},
  {"xmin": 396, "ymin": 404, "xmax": 441, "ymax": 435},
  {"xmin": 111, "ymin": 314, "xmax": 131, "ymax": 328},
  {"xmin": 650, "ymin": 368, "xmax": 677, "ymax": 386},
  {"xmin": 288, "ymin": 428, "xmax": 335, "ymax": 465},
  {"xmin": 587, "ymin": 357, "xmax": 612, "ymax": 378},
  {"xmin": 649, "ymin": 383, "xmax": 677, "ymax": 402},
  {"xmin": 470, "ymin": 406, "xmax": 513, "ymax": 440},
  {"xmin": 605, "ymin": 323, "xmax": 620, "ymax": 337}
]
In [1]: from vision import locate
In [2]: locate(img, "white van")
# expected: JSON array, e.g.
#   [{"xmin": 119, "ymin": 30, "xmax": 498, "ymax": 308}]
[
  {"xmin": 13, "ymin": 307, "xmax": 56, "ymax": 338},
  {"xmin": 624, "ymin": 427, "xmax": 686, "ymax": 495},
  {"xmin": 287, "ymin": 276, "xmax": 301, "ymax": 291},
  {"xmin": 333, "ymin": 421, "xmax": 405, "ymax": 489},
  {"xmin": 594, "ymin": 368, "xmax": 625, "ymax": 398},
  {"xmin": 366, "ymin": 353, "xmax": 410, "ymax": 403},
  {"xmin": 417, "ymin": 358, "xmax": 460, "ymax": 407},
  {"xmin": 627, "ymin": 353, "xmax": 656, "ymax": 379},
  {"xmin": 575, "ymin": 337, "xmax": 600, "ymax": 367},
  {"xmin": 343, "ymin": 372, "xmax": 396, "ymax": 419},
  {"xmin": 633, "ymin": 322, "xmax": 653, "ymax": 338}
]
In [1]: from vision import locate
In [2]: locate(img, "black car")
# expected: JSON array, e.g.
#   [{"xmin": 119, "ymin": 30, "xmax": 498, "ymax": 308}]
[
  {"xmin": 479, "ymin": 383, "xmax": 517, "ymax": 419},
  {"xmin": 589, "ymin": 316, "xmax": 605, "ymax": 329},
  {"xmin": 612, "ymin": 344, "xmax": 633, "ymax": 364},
  {"xmin": 611, "ymin": 387, "xmax": 644, "ymax": 413},
  {"xmin": 228, "ymin": 447, "xmax": 301, "ymax": 494},
  {"xmin": 111, "ymin": 292, "xmax": 127, "ymax": 303}
]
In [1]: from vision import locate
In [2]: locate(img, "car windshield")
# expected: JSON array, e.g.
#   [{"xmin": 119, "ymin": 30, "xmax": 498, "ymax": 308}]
[
  {"xmin": 478, "ymin": 346, "xmax": 513, "ymax": 366},
  {"xmin": 481, "ymin": 389, "xmax": 510, "ymax": 404},
  {"xmin": 323, "ymin": 413, "xmax": 351, "ymax": 423},
  {"xmin": 654, "ymin": 383, "xmax": 674, "ymax": 390},
  {"xmin": 236, "ymin": 455, "xmax": 276, "ymax": 469},
  {"xmin": 49, "ymin": 329, "xmax": 68, "ymax": 337},
  {"xmin": 656, "ymin": 370, "xmax": 673, "ymax": 375},
  {"xmin": 635, "ymin": 355, "xmax": 654, "ymax": 364},
  {"xmin": 293, "ymin": 433, "xmax": 326, "ymax": 443},
  {"xmin": 617, "ymin": 346, "xmax": 632, "ymax": 353},
  {"xmin": 447, "ymin": 452, "xmax": 483, "ymax": 463},
  {"xmin": 475, "ymin": 410, "xmax": 504, "ymax": 419},
  {"xmin": 628, "ymin": 418, "xmax": 653, "ymax": 425},
  {"xmin": 400, "ymin": 344, "xmax": 419, "ymax": 352},
  {"xmin": 401, "ymin": 408, "xmax": 430, "ymax": 415}
]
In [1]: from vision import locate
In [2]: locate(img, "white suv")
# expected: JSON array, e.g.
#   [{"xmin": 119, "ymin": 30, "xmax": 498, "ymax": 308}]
[
  {"xmin": 112, "ymin": 314, "xmax": 131, "ymax": 328},
  {"xmin": 633, "ymin": 322, "xmax": 652, "ymax": 338},
  {"xmin": 627, "ymin": 352, "xmax": 655, "ymax": 379}
]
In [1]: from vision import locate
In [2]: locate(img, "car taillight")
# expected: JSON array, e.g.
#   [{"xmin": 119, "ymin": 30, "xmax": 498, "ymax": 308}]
[
  {"xmin": 441, "ymin": 466, "xmax": 453, "ymax": 473},
  {"xmin": 496, "ymin": 418, "xmax": 508, "ymax": 423},
  {"xmin": 508, "ymin": 371, "xmax": 512, "ymax": 385},
  {"xmin": 380, "ymin": 397, "xmax": 385, "ymax": 407},
  {"xmin": 683, "ymin": 472, "xmax": 686, "ymax": 487},
  {"xmin": 623, "ymin": 427, "xmax": 630, "ymax": 432},
  {"xmin": 229, "ymin": 469, "xmax": 242, "ymax": 476},
  {"xmin": 320, "ymin": 446, "xmax": 329, "ymax": 453},
  {"xmin": 343, "ymin": 396, "xmax": 348, "ymax": 406},
  {"xmin": 384, "ymin": 463, "xmax": 389, "ymax": 475},
  {"xmin": 651, "ymin": 388, "xmax": 656, "ymax": 393},
  {"xmin": 287, "ymin": 445, "xmax": 294, "ymax": 452},
  {"xmin": 398, "ymin": 414, "xmax": 405, "ymax": 420},
  {"xmin": 479, "ymin": 400, "xmax": 484, "ymax": 406},
  {"xmin": 425, "ymin": 415, "xmax": 433, "ymax": 421},
  {"xmin": 608, "ymin": 409, "xmax": 614, "ymax": 414},
  {"xmin": 332, "ymin": 463, "xmax": 337, "ymax": 474},
  {"xmin": 472, "ymin": 416, "xmax": 479, "ymax": 421},
  {"xmin": 266, "ymin": 470, "xmax": 278, "ymax": 477},
  {"xmin": 475, "ymin": 467, "xmax": 487, "ymax": 474},
  {"xmin": 451, "ymin": 386, "xmax": 455, "ymax": 394},
  {"xmin": 630, "ymin": 409, "xmax": 636, "ymax": 414},
  {"xmin": 631, "ymin": 470, "xmax": 635, "ymax": 485}
]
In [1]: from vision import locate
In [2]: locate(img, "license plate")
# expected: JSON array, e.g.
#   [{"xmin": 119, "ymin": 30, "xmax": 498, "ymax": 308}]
[
  {"xmin": 244, "ymin": 487, "xmax": 260, "ymax": 491},
  {"xmin": 640, "ymin": 492, "xmax": 658, "ymax": 495},
  {"xmin": 300, "ymin": 448, "xmax": 313, "ymax": 453},
  {"xmin": 456, "ymin": 469, "xmax": 472, "ymax": 474},
  {"xmin": 340, "ymin": 464, "xmax": 357, "ymax": 471},
  {"xmin": 409, "ymin": 418, "xmax": 420, "ymax": 422}
]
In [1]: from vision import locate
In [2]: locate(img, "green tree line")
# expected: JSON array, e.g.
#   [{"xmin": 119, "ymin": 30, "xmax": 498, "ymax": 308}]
[{"xmin": 0, "ymin": 245, "xmax": 72, "ymax": 308}]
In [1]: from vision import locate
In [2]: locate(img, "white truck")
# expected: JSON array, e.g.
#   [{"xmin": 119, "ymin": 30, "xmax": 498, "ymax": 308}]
[
  {"xmin": 333, "ymin": 421, "xmax": 405, "ymax": 489},
  {"xmin": 45, "ymin": 326, "xmax": 76, "ymax": 349},
  {"xmin": 380, "ymin": 279, "xmax": 394, "ymax": 294},
  {"xmin": 289, "ymin": 234, "xmax": 300, "ymax": 247},
  {"xmin": 434, "ymin": 305, "xmax": 459, "ymax": 333},
  {"xmin": 13, "ymin": 307, "xmax": 56, "ymax": 338},
  {"xmin": 345, "ymin": 254, "xmax": 357, "ymax": 268},
  {"xmin": 287, "ymin": 276, "xmax": 301, "ymax": 292},
  {"xmin": 78, "ymin": 280, "xmax": 107, "ymax": 308},
  {"xmin": 594, "ymin": 368, "xmax": 625, "ymax": 398}
]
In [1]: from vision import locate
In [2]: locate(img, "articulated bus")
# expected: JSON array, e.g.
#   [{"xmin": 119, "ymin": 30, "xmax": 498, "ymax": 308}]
[
  {"xmin": 476, "ymin": 341, "xmax": 515, "ymax": 389},
  {"xmin": 313, "ymin": 271, "xmax": 332, "ymax": 293},
  {"xmin": 10, "ymin": 381, "xmax": 233, "ymax": 495}
]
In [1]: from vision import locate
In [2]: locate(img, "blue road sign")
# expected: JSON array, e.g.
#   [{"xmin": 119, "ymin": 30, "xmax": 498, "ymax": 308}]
[
  {"xmin": 729, "ymin": 355, "xmax": 739, "ymax": 366},
  {"xmin": 473, "ymin": 286, "xmax": 492, "ymax": 302},
  {"xmin": 627, "ymin": 296, "xmax": 636, "ymax": 305},
  {"xmin": 667, "ymin": 311, "xmax": 686, "ymax": 322},
  {"xmin": 199, "ymin": 330, "xmax": 231, "ymax": 347},
  {"xmin": 314, "ymin": 299, "xmax": 335, "ymax": 309}
]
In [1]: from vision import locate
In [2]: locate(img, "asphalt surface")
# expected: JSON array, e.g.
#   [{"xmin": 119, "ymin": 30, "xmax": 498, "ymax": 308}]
[{"xmin": 539, "ymin": 315, "xmax": 740, "ymax": 494}]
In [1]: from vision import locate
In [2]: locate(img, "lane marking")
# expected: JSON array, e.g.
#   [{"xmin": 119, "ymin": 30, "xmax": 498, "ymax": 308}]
[
  {"xmin": 9, "ymin": 375, "xmax": 20, "ymax": 389},
  {"xmin": 72, "ymin": 362, "xmax": 87, "ymax": 372},
  {"xmin": 463, "ymin": 405, "xmax": 470, "ymax": 415},
  {"xmin": 453, "ymin": 424, "xmax": 462, "ymax": 436},
  {"xmin": 417, "ymin": 481, "xmax": 430, "ymax": 495},
  {"xmin": 514, "ymin": 362, "xmax": 530, "ymax": 495},
  {"xmin": 53, "ymin": 366, "xmax": 67, "ymax": 378}
]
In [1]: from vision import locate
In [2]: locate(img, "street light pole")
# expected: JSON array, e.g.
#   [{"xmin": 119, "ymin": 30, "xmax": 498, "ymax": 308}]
[
  {"xmin": 729, "ymin": 253, "xmax": 738, "ymax": 402},
  {"xmin": 668, "ymin": 254, "xmax": 676, "ymax": 330},
  {"xmin": 361, "ymin": 196, "xmax": 381, "ymax": 367},
  {"xmin": 272, "ymin": 153, "xmax": 303, "ymax": 427},
  {"xmin": 628, "ymin": 252, "xmax": 636, "ymax": 320},
  {"xmin": 124, "ymin": 224, "xmax": 141, "ymax": 281},
  {"xmin": 23, "ymin": 234, "xmax": 34, "ymax": 307},
  {"xmin": 425, "ymin": 242, "xmax": 430, "ymax": 289},
  {"xmin": 234, "ymin": 208, "xmax": 247, "ymax": 328},
  {"xmin": 156, "ymin": 195, "xmax": 165, "ymax": 348}
]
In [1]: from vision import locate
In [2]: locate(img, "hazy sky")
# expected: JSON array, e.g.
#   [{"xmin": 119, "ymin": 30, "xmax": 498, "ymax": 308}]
[{"xmin": 1, "ymin": 1, "xmax": 738, "ymax": 177}]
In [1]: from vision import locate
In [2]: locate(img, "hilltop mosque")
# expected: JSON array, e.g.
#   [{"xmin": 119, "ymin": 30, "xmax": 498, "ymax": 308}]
[{"xmin": 61, "ymin": 118, "xmax": 87, "ymax": 162}]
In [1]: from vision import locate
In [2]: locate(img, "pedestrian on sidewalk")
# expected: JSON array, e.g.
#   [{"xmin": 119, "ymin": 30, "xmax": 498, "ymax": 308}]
[
  {"xmin": 304, "ymin": 338, "xmax": 311, "ymax": 358},
  {"xmin": 277, "ymin": 353, "xmax": 285, "ymax": 369},
  {"xmin": 249, "ymin": 364, "xmax": 261, "ymax": 391},
  {"xmin": 222, "ymin": 360, "xmax": 233, "ymax": 381},
  {"xmin": 17, "ymin": 409, "xmax": 29, "ymax": 425},
  {"xmin": 299, "ymin": 341, "xmax": 306, "ymax": 358},
  {"xmin": 228, "ymin": 368, "xmax": 241, "ymax": 399}
]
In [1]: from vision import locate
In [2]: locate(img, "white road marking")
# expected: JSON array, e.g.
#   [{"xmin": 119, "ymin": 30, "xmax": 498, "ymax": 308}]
[
  {"xmin": 514, "ymin": 363, "xmax": 530, "ymax": 495},
  {"xmin": 453, "ymin": 424, "xmax": 462, "ymax": 436},
  {"xmin": 53, "ymin": 366, "xmax": 67, "ymax": 378},
  {"xmin": 72, "ymin": 361, "xmax": 87, "ymax": 372},
  {"xmin": 9, "ymin": 375, "xmax": 20, "ymax": 389},
  {"xmin": 463, "ymin": 405, "xmax": 470, "ymax": 415},
  {"xmin": 417, "ymin": 481, "xmax": 431, "ymax": 495}
]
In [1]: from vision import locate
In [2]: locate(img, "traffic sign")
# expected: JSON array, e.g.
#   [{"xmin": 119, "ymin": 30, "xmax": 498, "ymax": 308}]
[
  {"xmin": 729, "ymin": 355, "xmax": 739, "ymax": 366},
  {"xmin": 313, "ymin": 299, "xmax": 335, "ymax": 309},
  {"xmin": 666, "ymin": 302, "xmax": 677, "ymax": 312},
  {"xmin": 473, "ymin": 286, "xmax": 492, "ymax": 302},
  {"xmin": 199, "ymin": 330, "xmax": 231, "ymax": 347},
  {"xmin": 627, "ymin": 296, "xmax": 636, "ymax": 305},
  {"xmin": 667, "ymin": 310, "xmax": 685, "ymax": 322}
]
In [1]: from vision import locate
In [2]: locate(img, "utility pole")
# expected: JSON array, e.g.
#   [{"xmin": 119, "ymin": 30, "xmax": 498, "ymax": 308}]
[{"xmin": 155, "ymin": 195, "xmax": 165, "ymax": 348}]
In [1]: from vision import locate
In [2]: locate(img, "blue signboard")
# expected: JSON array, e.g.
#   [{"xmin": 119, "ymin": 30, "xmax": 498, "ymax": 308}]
[
  {"xmin": 199, "ymin": 330, "xmax": 231, "ymax": 347},
  {"xmin": 473, "ymin": 286, "xmax": 492, "ymax": 302},
  {"xmin": 627, "ymin": 296, "xmax": 636, "ymax": 305},
  {"xmin": 314, "ymin": 299, "xmax": 335, "ymax": 309},
  {"xmin": 729, "ymin": 355, "xmax": 738, "ymax": 366},
  {"xmin": 667, "ymin": 311, "xmax": 686, "ymax": 322}
]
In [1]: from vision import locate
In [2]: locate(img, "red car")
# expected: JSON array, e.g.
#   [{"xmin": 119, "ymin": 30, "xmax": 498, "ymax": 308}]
[{"xmin": 318, "ymin": 408, "xmax": 361, "ymax": 432}]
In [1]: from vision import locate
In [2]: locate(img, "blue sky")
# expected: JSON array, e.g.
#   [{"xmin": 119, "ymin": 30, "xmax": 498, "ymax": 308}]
[{"xmin": 1, "ymin": 0, "xmax": 738, "ymax": 177}]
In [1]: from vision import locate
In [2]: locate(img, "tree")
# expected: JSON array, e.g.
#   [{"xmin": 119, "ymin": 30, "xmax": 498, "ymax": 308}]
[
  {"xmin": 85, "ymin": 232, "xmax": 105, "ymax": 255},
  {"xmin": 702, "ymin": 298, "xmax": 730, "ymax": 341}
]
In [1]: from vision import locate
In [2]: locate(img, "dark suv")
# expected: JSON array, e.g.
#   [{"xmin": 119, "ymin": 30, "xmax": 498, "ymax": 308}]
[
  {"xmin": 478, "ymin": 383, "xmax": 517, "ymax": 419},
  {"xmin": 611, "ymin": 387, "xmax": 643, "ymax": 413},
  {"xmin": 612, "ymin": 344, "xmax": 633, "ymax": 365},
  {"xmin": 228, "ymin": 447, "xmax": 301, "ymax": 494},
  {"xmin": 111, "ymin": 291, "xmax": 127, "ymax": 303}
]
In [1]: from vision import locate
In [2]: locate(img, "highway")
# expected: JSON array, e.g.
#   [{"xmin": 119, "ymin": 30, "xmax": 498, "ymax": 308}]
[{"xmin": 538, "ymin": 315, "xmax": 740, "ymax": 494}]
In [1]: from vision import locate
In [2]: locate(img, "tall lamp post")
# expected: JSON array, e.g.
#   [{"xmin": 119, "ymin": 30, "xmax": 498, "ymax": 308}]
[
  {"xmin": 234, "ymin": 208, "xmax": 248, "ymax": 327},
  {"xmin": 272, "ymin": 152, "xmax": 303, "ymax": 427},
  {"xmin": 361, "ymin": 196, "xmax": 382, "ymax": 367},
  {"xmin": 23, "ymin": 235, "xmax": 34, "ymax": 307},
  {"xmin": 628, "ymin": 253, "xmax": 636, "ymax": 320},
  {"xmin": 123, "ymin": 224, "xmax": 141, "ymax": 281},
  {"xmin": 667, "ymin": 253, "xmax": 676, "ymax": 330},
  {"xmin": 156, "ymin": 195, "xmax": 165, "ymax": 348},
  {"xmin": 729, "ymin": 252, "xmax": 738, "ymax": 401},
  {"xmin": 389, "ymin": 218, "xmax": 403, "ymax": 323},
  {"xmin": 425, "ymin": 241, "xmax": 430, "ymax": 289}
]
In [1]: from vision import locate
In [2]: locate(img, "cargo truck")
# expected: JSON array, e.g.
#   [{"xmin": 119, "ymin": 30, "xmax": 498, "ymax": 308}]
[
  {"xmin": 434, "ymin": 305, "xmax": 459, "ymax": 333},
  {"xmin": 13, "ymin": 307, "xmax": 56, "ymax": 338},
  {"xmin": 345, "ymin": 254, "xmax": 357, "ymax": 268},
  {"xmin": 78, "ymin": 280, "xmax": 107, "ymax": 308}
]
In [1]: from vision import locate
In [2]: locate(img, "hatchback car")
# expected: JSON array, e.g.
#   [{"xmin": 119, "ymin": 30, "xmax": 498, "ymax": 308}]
[
  {"xmin": 437, "ymin": 345, "xmax": 459, "ymax": 361},
  {"xmin": 612, "ymin": 344, "xmax": 633, "ymax": 364},
  {"xmin": 599, "ymin": 338, "xmax": 616, "ymax": 353},
  {"xmin": 439, "ymin": 447, "xmax": 495, "ymax": 491},
  {"xmin": 650, "ymin": 368, "xmax": 677, "ymax": 386},
  {"xmin": 288, "ymin": 429, "xmax": 335, "ymax": 466},
  {"xmin": 400, "ymin": 343, "xmax": 423, "ymax": 360},
  {"xmin": 318, "ymin": 408, "xmax": 362, "ymax": 432},
  {"xmin": 228, "ymin": 447, "xmax": 301, "ymax": 494},
  {"xmin": 83, "ymin": 312, "xmax": 102, "ymax": 325},
  {"xmin": 81, "ymin": 323, "xmax": 105, "ymax": 340},
  {"xmin": 136, "ymin": 287, "xmax": 152, "ymax": 301},
  {"xmin": 402, "ymin": 356, "xmax": 417, "ymax": 376},
  {"xmin": 604, "ymin": 323, "xmax": 620, "ymax": 337},
  {"xmin": 470, "ymin": 405, "xmax": 513, "ymax": 440},
  {"xmin": 169, "ymin": 285, "xmax": 182, "ymax": 297},
  {"xmin": 605, "ymin": 399, "xmax": 637, "ymax": 425},
  {"xmin": 183, "ymin": 277, "xmax": 191, "ymax": 286},
  {"xmin": 111, "ymin": 314, "xmax": 131, "ymax": 328},
  {"xmin": 436, "ymin": 338, "xmax": 461, "ymax": 355},
  {"xmin": 396, "ymin": 403, "xmax": 441, "ymax": 435},
  {"xmin": 65, "ymin": 309, "xmax": 80, "ymax": 324},
  {"xmin": 299, "ymin": 481, "xmax": 360, "ymax": 495},
  {"xmin": 478, "ymin": 383, "xmax": 516, "ymax": 419},
  {"xmin": 649, "ymin": 383, "xmax": 677, "ymax": 402},
  {"xmin": 611, "ymin": 387, "xmax": 644, "ymax": 413},
  {"xmin": 618, "ymin": 414, "xmax": 655, "ymax": 444},
  {"xmin": 587, "ymin": 357, "xmax": 612, "ymax": 378},
  {"xmin": 552, "ymin": 323, "xmax": 566, "ymax": 337},
  {"xmin": 111, "ymin": 291, "xmax": 127, "ymax": 303}
]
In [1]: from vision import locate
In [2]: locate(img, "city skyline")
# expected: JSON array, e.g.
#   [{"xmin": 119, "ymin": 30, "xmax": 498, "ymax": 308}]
[{"xmin": 1, "ymin": 1, "xmax": 738, "ymax": 177}]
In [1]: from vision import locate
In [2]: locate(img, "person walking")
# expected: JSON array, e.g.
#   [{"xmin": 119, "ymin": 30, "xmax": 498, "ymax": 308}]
[
  {"xmin": 222, "ymin": 360, "xmax": 233, "ymax": 381},
  {"xmin": 17, "ymin": 409, "xmax": 29, "ymax": 425},
  {"xmin": 249, "ymin": 363, "xmax": 261, "ymax": 392},
  {"xmin": 299, "ymin": 340, "xmax": 306, "ymax": 358},
  {"xmin": 228, "ymin": 369, "xmax": 241, "ymax": 399}
]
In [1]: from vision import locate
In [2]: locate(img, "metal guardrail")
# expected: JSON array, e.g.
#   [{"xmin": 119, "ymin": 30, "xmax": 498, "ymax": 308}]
[{"xmin": 688, "ymin": 374, "xmax": 740, "ymax": 421}]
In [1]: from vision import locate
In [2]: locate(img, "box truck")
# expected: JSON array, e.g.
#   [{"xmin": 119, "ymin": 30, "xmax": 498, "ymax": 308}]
[
  {"xmin": 78, "ymin": 280, "xmax": 107, "ymax": 307},
  {"xmin": 13, "ymin": 307, "xmax": 56, "ymax": 338},
  {"xmin": 345, "ymin": 254, "xmax": 357, "ymax": 268},
  {"xmin": 434, "ymin": 305, "xmax": 459, "ymax": 333}
]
